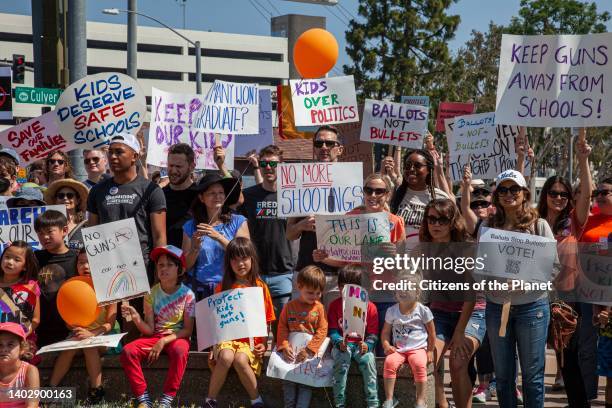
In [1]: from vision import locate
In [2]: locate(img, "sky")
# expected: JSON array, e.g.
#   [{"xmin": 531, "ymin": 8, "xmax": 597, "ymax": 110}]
[{"xmin": 3, "ymin": 0, "xmax": 612, "ymax": 73}]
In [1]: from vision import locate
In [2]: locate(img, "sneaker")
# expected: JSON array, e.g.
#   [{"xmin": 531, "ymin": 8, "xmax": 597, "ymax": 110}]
[
  {"xmin": 472, "ymin": 383, "xmax": 490, "ymax": 403},
  {"xmin": 382, "ymin": 399, "xmax": 399, "ymax": 408},
  {"xmin": 84, "ymin": 386, "xmax": 105, "ymax": 405},
  {"xmin": 488, "ymin": 379, "xmax": 497, "ymax": 397},
  {"xmin": 516, "ymin": 387, "xmax": 523, "ymax": 405},
  {"xmin": 204, "ymin": 399, "xmax": 218, "ymax": 408}
]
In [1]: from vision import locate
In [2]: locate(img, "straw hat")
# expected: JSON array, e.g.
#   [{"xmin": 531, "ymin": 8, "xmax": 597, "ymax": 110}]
[{"xmin": 44, "ymin": 179, "xmax": 89, "ymax": 212}]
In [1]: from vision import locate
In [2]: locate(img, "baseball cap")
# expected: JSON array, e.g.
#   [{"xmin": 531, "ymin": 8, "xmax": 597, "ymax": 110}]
[
  {"xmin": 470, "ymin": 179, "xmax": 486, "ymax": 188},
  {"xmin": 150, "ymin": 245, "xmax": 186, "ymax": 269},
  {"xmin": 110, "ymin": 133, "xmax": 141, "ymax": 153},
  {"xmin": 0, "ymin": 147, "xmax": 20, "ymax": 167},
  {"xmin": 7, "ymin": 187, "xmax": 46, "ymax": 207},
  {"xmin": 495, "ymin": 170, "xmax": 527, "ymax": 188},
  {"xmin": 0, "ymin": 322, "xmax": 26, "ymax": 341}
]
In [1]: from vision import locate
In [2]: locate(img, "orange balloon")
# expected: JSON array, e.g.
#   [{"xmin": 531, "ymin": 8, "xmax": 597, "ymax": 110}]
[
  {"xmin": 293, "ymin": 28, "xmax": 339, "ymax": 79},
  {"xmin": 57, "ymin": 280, "xmax": 100, "ymax": 327},
  {"xmin": 68, "ymin": 275, "xmax": 94, "ymax": 288}
]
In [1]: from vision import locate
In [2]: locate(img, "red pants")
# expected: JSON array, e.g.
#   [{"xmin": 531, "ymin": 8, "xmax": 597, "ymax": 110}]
[
  {"xmin": 120, "ymin": 335, "xmax": 190, "ymax": 397},
  {"xmin": 383, "ymin": 348, "xmax": 428, "ymax": 383}
]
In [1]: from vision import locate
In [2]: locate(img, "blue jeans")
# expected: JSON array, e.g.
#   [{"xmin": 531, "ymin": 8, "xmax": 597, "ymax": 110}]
[
  {"xmin": 486, "ymin": 298, "xmax": 549, "ymax": 408},
  {"xmin": 283, "ymin": 381, "xmax": 313, "ymax": 408},
  {"xmin": 262, "ymin": 273, "xmax": 293, "ymax": 342},
  {"xmin": 332, "ymin": 343, "xmax": 378, "ymax": 407}
]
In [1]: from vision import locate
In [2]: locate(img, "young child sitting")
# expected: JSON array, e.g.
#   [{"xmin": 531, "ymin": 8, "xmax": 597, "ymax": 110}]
[
  {"xmin": 206, "ymin": 237, "xmax": 275, "ymax": 408},
  {"xmin": 276, "ymin": 265, "xmax": 328, "ymax": 408},
  {"xmin": 48, "ymin": 248, "xmax": 118, "ymax": 404},
  {"xmin": 0, "ymin": 322, "xmax": 40, "ymax": 408},
  {"xmin": 121, "ymin": 245, "xmax": 195, "ymax": 408},
  {"xmin": 381, "ymin": 274, "xmax": 435, "ymax": 408},
  {"xmin": 327, "ymin": 265, "xmax": 379, "ymax": 408}
]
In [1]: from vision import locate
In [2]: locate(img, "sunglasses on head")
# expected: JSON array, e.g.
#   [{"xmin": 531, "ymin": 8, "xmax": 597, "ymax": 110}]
[
  {"xmin": 259, "ymin": 160, "xmax": 278, "ymax": 168},
  {"xmin": 404, "ymin": 161, "xmax": 427, "ymax": 171},
  {"xmin": 56, "ymin": 192, "xmax": 75, "ymax": 200},
  {"xmin": 547, "ymin": 190, "xmax": 569, "ymax": 199},
  {"xmin": 496, "ymin": 185, "xmax": 523, "ymax": 196},
  {"xmin": 84, "ymin": 157, "xmax": 100, "ymax": 165},
  {"xmin": 364, "ymin": 186, "xmax": 388, "ymax": 196},
  {"xmin": 472, "ymin": 188, "xmax": 491, "ymax": 197},
  {"xmin": 426, "ymin": 215, "xmax": 451, "ymax": 226},
  {"xmin": 593, "ymin": 189, "xmax": 611, "ymax": 198},
  {"xmin": 313, "ymin": 140, "xmax": 339, "ymax": 149},
  {"xmin": 49, "ymin": 159, "xmax": 65, "ymax": 165},
  {"xmin": 470, "ymin": 201, "xmax": 490, "ymax": 210}
]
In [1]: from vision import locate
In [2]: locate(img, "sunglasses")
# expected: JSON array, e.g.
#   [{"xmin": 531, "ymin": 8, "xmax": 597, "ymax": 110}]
[
  {"xmin": 496, "ymin": 185, "xmax": 523, "ymax": 196},
  {"xmin": 259, "ymin": 160, "xmax": 278, "ymax": 168},
  {"xmin": 426, "ymin": 215, "xmax": 451, "ymax": 226},
  {"xmin": 547, "ymin": 190, "xmax": 569, "ymax": 199},
  {"xmin": 84, "ymin": 157, "xmax": 100, "ymax": 165},
  {"xmin": 473, "ymin": 188, "xmax": 491, "ymax": 197},
  {"xmin": 313, "ymin": 140, "xmax": 339, "ymax": 149},
  {"xmin": 49, "ymin": 159, "xmax": 65, "ymax": 165},
  {"xmin": 593, "ymin": 189, "xmax": 611, "ymax": 198},
  {"xmin": 364, "ymin": 186, "xmax": 388, "ymax": 196},
  {"xmin": 404, "ymin": 161, "xmax": 427, "ymax": 171},
  {"xmin": 55, "ymin": 192, "xmax": 75, "ymax": 200},
  {"xmin": 470, "ymin": 201, "xmax": 490, "ymax": 210}
]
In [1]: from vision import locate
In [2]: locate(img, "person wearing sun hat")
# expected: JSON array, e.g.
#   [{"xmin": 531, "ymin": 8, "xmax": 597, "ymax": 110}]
[{"xmin": 44, "ymin": 179, "xmax": 90, "ymax": 250}]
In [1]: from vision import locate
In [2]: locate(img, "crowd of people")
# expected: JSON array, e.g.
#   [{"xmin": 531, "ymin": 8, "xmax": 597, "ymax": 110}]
[{"xmin": 0, "ymin": 124, "xmax": 608, "ymax": 408}]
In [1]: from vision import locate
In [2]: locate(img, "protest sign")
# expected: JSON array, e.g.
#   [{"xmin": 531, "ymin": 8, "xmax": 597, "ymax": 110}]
[
  {"xmin": 496, "ymin": 33, "xmax": 612, "ymax": 127},
  {"xmin": 266, "ymin": 333, "xmax": 333, "ymax": 387},
  {"xmin": 575, "ymin": 253, "xmax": 612, "ymax": 305},
  {"xmin": 336, "ymin": 109, "xmax": 374, "ymax": 176},
  {"xmin": 0, "ymin": 111, "xmax": 75, "ymax": 165},
  {"xmin": 81, "ymin": 218, "xmax": 150, "ymax": 304},
  {"xmin": 360, "ymin": 99, "xmax": 428, "ymax": 148},
  {"xmin": 235, "ymin": 89, "xmax": 274, "ymax": 156},
  {"xmin": 400, "ymin": 95, "xmax": 430, "ymax": 107},
  {"xmin": 290, "ymin": 76, "xmax": 359, "ymax": 126},
  {"xmin": 55, "ymin": 72, "xmax": 146, "ymax": 149},
  {"xmin": 476, "ymin": 227, "xmax": 557, "ymax": 283},
  {"xmin": 147, "ymin": 87, "xmax": 235, "ymax": 169},
  {"xmin": 435, "ymin": 102, "xmax": 475, "ymax": 132},
  {"xmin": 315, "ymin": 212, "xmax": 391, "ymax": 262},
  {"xmin": 0, "ymin": 205, "xmax": 65, "ymax": 250},
  {"xmin": 342, "ymin": 284, "xmax": 368, "ymax": 341},
  {"xmin": 37, "ymin": 333, "xmax": 126, "ymax": 354},
  {"xmin": 193, "ymin": 80, "xmax": 259, "ymax": 134},
  {"xmin": 195, "ymin": 287, "xmax": 268, "ymax": 351},
  {"xmin": 277, "ymin": 162, "xmax": 363, "ymax": 217}
]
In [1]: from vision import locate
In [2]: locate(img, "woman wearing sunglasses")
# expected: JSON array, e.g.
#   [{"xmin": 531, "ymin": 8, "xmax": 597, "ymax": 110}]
[
  {"xmin": 460, "ymin": 166, "xmax": 494, "ymax": 237},
  {"xmin": 44, "ymin": 179, "xmax": 90, "ymax": 249},
  {"xmin": 44, "ymin": 150, "xmax": 74, "ymax": 186}
]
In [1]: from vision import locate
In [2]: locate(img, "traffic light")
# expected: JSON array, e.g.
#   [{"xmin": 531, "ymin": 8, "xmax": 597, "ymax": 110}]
[{"xmin": 12, "ymin": 54, "xmax": 25, "ymax": 84}]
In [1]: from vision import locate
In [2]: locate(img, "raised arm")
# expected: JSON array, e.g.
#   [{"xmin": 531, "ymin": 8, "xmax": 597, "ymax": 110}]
[
  {"xmin": 460, "ymin": 165, "xmax": 478, "ymax": 235},
  {"xmin": 575, "ymin": 128, "xmax": 593, "ymax": 226}
]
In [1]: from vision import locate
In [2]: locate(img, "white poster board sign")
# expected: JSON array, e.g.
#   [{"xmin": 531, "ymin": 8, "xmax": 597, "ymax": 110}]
[
  {"xmin": 495, "ymin": 33, "xmax": 612, "ymax": 127},
  {"xmin": 342, "ymin": 284, "xmax": 368, "ymax": 341},
  {"xmin": 37, "ymin": 333, "xmax": 126, "ymax": 354},
  {"xmin": 266, "ymin": 333, "xmax": 333, "ymax": 387},
  {"xmin": 576, "ymin": 253, "xmax": 612, "ymax": 306},
  {"xmin": 315, "ymin": 212, "xmax": 391, "ymax": 262},
  {"xmin": 290, "ymin": 75, "xmax": 359, "ymax": 126},
  {"xmin": 81, "ymin": 218, "xmax": 150, "ymax": 304},
  {"xmin": 360, "ymin": 99, "xmax": 428, "ymax": 148},
  {"xmin": 195, "ymin": 287, "xmax": 268, "ymax": 351},
  {"xmin": 0, "ymin": 205, "xmax": 66, "ymax": 250}
]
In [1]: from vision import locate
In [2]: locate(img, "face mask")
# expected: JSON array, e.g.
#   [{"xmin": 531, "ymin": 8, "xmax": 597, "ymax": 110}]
[{"xmin": 0, "ymin": 178, "xmax": 11, "ymax": 194}]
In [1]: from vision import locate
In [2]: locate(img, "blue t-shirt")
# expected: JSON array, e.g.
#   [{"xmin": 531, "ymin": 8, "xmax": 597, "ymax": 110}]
[{"xmin": 183, "ymin": 214, "xmax": 246, "ymax": 284}]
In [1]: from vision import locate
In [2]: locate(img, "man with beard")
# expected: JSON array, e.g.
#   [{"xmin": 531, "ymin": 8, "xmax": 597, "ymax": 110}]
[{"xmin": 163, "ymin": 143, "xmax": 198, "ymax": 248}]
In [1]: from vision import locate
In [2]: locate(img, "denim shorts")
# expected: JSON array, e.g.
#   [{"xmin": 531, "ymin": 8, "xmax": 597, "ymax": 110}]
[{"xmin": 433, "ymin": 309, "xmax": 486, "ymax": 344}]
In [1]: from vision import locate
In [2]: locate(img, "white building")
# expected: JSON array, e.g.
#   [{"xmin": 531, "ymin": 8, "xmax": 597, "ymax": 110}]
[{"xmin": 0, "ymin": 12, "xmax": 288, "ymax": 120}]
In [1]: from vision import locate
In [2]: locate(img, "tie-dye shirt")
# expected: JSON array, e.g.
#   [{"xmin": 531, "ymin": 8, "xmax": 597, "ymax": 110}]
[{"xmin": 144, "ymin": 283, "xmax": 196, "ymax": 334}]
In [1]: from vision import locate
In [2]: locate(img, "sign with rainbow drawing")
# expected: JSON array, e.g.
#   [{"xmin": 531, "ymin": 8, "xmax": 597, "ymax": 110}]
[{"xmin": 81, "ymin": 218, "xmax": 150, "ymax": 304}]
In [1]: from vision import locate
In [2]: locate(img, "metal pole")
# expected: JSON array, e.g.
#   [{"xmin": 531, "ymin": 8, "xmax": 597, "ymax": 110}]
[
  {"xmin": 195, "ymin": 40, "xmax": 202, "ymax": 94},
  {"xmin": 568, "ymin": 131, "xmax": 574, "ymax": 182},
  {"xmin": 127, "ymin": 0, "xmax": 137, "ymax": 78}
]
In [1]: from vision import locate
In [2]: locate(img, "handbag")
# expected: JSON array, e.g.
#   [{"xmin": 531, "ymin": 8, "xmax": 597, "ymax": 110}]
[{"xmin": 548, "ymin": 300, "xmax": 578, "ymax": 367}]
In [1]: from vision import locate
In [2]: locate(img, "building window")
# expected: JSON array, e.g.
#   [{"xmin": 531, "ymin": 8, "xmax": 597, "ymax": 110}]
[
  {"xmin": 189, "ymin": 73, "xmax": 281, "ymax": 86},
  {"xmin": 87, "ymin": 66, "xmax": 182, "ymax": 80},
  {"xmin": 87, "ymin": 40, "xmax": 182, "ymax": 55},
  {"xmin": 188, "ymin": 47, "xmax": 283, "ymax": 62},
  {"xmin": 0, "ymin": 32, "xmax": 33, "ymax": 43}
]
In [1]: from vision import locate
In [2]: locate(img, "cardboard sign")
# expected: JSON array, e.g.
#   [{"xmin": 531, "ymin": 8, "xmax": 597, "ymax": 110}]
[
  {"xmin": 235, "ymin": 89, "xmax": 274, "ymax": 156},
  {"xmin": 193, "ymin": 80, "xmax": 259, "ymax": 134},
  {"xmin": 315, "ymin": 212, "xmax": 391, "ymax": 262},
  {"xmin": 400, "ymin": 95, "xmax": 430, "ymax": 107},
  {"xmin": 195, "ymin": 287, "xmax": 268, "ymax": 351},
  {"xmin": 81, "ymin": 218, "xmax": 150, "ymax": 304},
  {"xmin": 476, "ymin": 227, "xmax": 557, "ymax": 283},
  {"xmin": 575, "ymin": 253, "xmax": 612, "ymax": 305},
  {"xmin": 277, "ymin": 162, "xmax": 363, "ymax": 217},
  {"xmin": 435, "ymin": 102, "xmax": 475, "ymax": 132},
  {"xmin": 336, "ymin": 109, "xmax": 374, "ymax": 176},
  {"xmin": 37, "ymin": 333, "xmax": 126, "ymax": 354},
  {"xmin": 290, "ymin": 76, "xmax": 359, "ymax": 126},
  {"xmin": 266, "ymin": 333, "xmax": 333, "ymax": 387},
  {"xmin": 360, "ymin": 99, "xmax": 428, "ymax": 148},
  {"xmin": 0, "ymin": 205, "xmax": 65, "ymax": 250},
  {"xmin": 496, "ymin": 33, "xmax": 612, "ymax": 127},
  {"xmin": 55, "ymin": 72, "xmax": 146, "ymax": 149},
  {"xmin": 342, "ymin": 284, "xmax": 368, "ymax": 341},
  {"xmin": 0, "ymin": 111, "xmax": 75, "ymax": 165}
]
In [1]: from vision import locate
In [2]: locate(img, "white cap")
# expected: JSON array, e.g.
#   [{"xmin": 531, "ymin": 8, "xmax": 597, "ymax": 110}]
[
  {"xmin": 496, "ymin": 170, "xmax": 527, "ymax": 188},
  {"xmin": 109, "ymin": 133, "xmax": 141, "ymax": 153},
  {"xmin": 470, "ymin": 179, "xmax": 485, "ymax": 188}
]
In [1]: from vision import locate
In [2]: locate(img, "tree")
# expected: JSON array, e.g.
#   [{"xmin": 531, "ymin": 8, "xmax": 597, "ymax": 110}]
[{"xmin": 344, "ymin": 0, "xmax": 460, "ymax": 102}]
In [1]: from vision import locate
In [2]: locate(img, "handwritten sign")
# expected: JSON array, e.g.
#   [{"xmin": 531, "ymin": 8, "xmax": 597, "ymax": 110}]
[
  {"xmin": 193, "ymin": 80, "xmax": 259, "ymax": 134},
  {"xmin": 81, "ymin": 218, "xmax": 150, "ymax": 304},
  {"xmin": 342, "ymin": 284, "xmax": 368, "ymax": 341},
  {"xmin": 400, "ymin": 95, "xmax": 430, "ymax": 107},
  {"xmin": 0, "ymin": 205, "xmax": 65, "ymax": 250},
  {"xmin": 277, "ymin": 162, "xmax": 363, "ymax": 217},
  {"xmin": 290, "ymin": 75, "xmax": 359, "ymax": 126},
  {"xmin": 0, "ymin": 112, "xmax": 75, "ymax": 165},
  {"xmin": 55, "ymin": 72, "xmax": 146, "ymax": 149},
  {"xmin": 575, "ymin": 253, "xmax": 612, "ymax": 305},
  {"xmin": 235, "ymin": 89, "xmax": 274, "ymax": 156},
  {"xmin": 146, "ymin": 87, "xmax": 235, "ymax": 169},
  {"xmin": 195, "ymin": 287, "xmax": 268, "ymax": 351},
  {"xmin": 266, "ymin": 333, "xmax": 333, "ymax": 387},
  {"xmin": 37, "ymin": 333, "xmax": 126, "ymax": 354},
  {"xmin": 476, "ymin": 227, "xmax": 557, "ymax": 283},
  {"xmin": 360, "ymin": 99, "xmax": 428, "ymax": 148},
  {"xmin": 496, "ymin": 33, "xmax": 612, "ymax": 127},
  {"xmin": 315, "ymin": 212, "xmax": 391, "ymax": 262},
  {"xmin": 435, "ymin": 101, "xmax": 475, "ymax": 132}
]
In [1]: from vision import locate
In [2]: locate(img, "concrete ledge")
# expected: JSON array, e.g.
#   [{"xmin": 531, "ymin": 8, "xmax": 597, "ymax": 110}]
[{"xmin": 39, "ymin": 352, "xmax": 434, "ymax": 407}]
